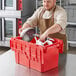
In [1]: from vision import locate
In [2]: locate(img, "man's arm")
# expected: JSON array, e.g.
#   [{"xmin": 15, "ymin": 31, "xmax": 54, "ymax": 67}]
[
  {"xmin": 19, "ymin": 7, "xmax": 42, "ymax": 34},
  {"xmin": 40, "ymin": 23, "xmax": 62, "ymax": 40},
  {"xmin": 40, "ymin": 8, "xmax": 67, "ymax": 41},
  {"xmin": 19, "ymin": 23, "xmax": 31, "ymax": 34}
]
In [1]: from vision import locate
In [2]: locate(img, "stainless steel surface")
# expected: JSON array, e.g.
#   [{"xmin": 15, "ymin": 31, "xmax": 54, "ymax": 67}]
[
  {"xmin": 2, "ymin": 0, "xmax": 4, "ymax": 10},
  {"xmin": 0, "ymin": 41, "xmax": 10, "ymax": 47},
  {"xmin": 2, "ymin": 18, "xmax": 5, "ymax": 41},
  {"xmin": 0, "ymin": 0, "xmax": 2, "ymax": 9},
  {"xmin": 66, "ymin": 25, "xmax": 76, "ymax": 46},
  {"xmin": 68, "ymin": 41, "xmax": 76, "ymax": 44},
  {"xmin": 69, "ymin": 0, "xmax": 76, "ymax": 4},
  {"xmin": 0, "ymin": 18, "xmax": 16, "ymax": 47},
  {"xmin": 59, "ymin": 0, "xmax": 76, "ymax": 47},
  {"xmin": 0, "ymin": 10, "xmax": 21, "ymax": 18},
  {"xmin": 2, "ymin": 18, "xmax": 16, "ymax": 41},
  {"xmin": 0, "ymin": 19, "xmax": 2, "ymax": 40},
  {"xmin": 2, "ymin": 0, "xmax": 16, "ymax": 10},
  {"xmin": 4, "ymin": 18, "xmax": 16, "ymax": 40},
  {"xmin": 0, "ymin": 50, "xmax": 76, "ymax": 76},
  {"xmin": 66, "ymin": 26, "xmax": 76, "ymax": 41},
  {"xmin": 67, "ymin": 22, "xmax": 76, "ymax": 25},
  {"xmin": 4, "ymin": 0, "xmax": 16, "ymax": 10},
  {"xmin": 0, "ymin": 0, "xmax": 20, "ymax": 47},
  {"xmin": 0, "ymin": 0, "xmax": 37, "ymax": 47}
]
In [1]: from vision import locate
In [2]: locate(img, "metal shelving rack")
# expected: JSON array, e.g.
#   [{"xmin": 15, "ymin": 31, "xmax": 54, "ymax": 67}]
[
  {"xmin": 35, "ymin": 0, "xmax": 43, "ymax": 34},
  {"xmin": 58, "ymin": 0, "xmax": 76, "ymax": 47}
]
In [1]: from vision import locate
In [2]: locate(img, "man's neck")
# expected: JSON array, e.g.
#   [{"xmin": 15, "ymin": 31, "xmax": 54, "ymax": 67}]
[{"xmin": 49, "ymin": 5, "xmax": 56, "ymax": 11}]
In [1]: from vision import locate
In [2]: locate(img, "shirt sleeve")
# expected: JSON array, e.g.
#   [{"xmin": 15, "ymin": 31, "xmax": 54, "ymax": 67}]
[
  {"xmin": 55, "ymin": 10, "xmax": 67, "ymax": 30},
  {"xmin": 25, "ymin": 7, "xmax": 41, "ymax": 27}
]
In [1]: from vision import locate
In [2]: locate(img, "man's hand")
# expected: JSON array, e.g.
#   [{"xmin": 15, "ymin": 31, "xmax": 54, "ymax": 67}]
[
  {"xmin": 19, "ymin": 23, "xmax": 31, "ymax": 34},
  {"xmin": 40, "ymin": 31, "xmax": 48, "ymax": 41},
  {"xmin": 19, "ymin": 28, "xmax": 23, "ymax": 34}
]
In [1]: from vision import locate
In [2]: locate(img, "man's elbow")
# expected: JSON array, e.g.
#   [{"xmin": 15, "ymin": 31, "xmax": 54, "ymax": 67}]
[{"xmin": 57, "ymin": 24, "xmax": 62, "ymax": 32}]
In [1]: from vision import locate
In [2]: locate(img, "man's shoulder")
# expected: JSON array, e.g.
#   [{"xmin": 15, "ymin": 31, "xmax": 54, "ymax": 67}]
[
  {"xmin": 37, "ymin": 6, "xmax": 44, "ymax": 11},
  {"xmin": 35, "ymin": 6, "xmax": 45, "ymax": 14},
  {"xmin": 55, "ymin": 5, "xmax": 66, "ymax": 13}
]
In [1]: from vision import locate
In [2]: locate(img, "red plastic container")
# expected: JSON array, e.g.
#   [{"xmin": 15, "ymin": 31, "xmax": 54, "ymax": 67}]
[{"xmin": 10, "ymin": 36, "xmax": 63, "ymax": 72}]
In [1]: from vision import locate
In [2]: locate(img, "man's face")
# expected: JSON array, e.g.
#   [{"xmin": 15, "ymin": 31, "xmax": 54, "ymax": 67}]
[{"xmin": 43, "ymin": 0, "xmax": 56, "ymax": 10}]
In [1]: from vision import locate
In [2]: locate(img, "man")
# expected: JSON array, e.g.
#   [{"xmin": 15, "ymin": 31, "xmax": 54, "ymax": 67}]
[{"xmin": 19, "ymin": 0, "xmax": 67, "ymax": 53}]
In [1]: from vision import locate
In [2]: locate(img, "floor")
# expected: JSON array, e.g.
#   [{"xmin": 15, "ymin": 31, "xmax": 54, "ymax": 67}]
[
  {"xmin": 0, "ymin": 46, "xmax": 10, "ymax": 55},
  {"xmin": 0, "ymin": 46, "xmax": 76, "ymax": 54}
]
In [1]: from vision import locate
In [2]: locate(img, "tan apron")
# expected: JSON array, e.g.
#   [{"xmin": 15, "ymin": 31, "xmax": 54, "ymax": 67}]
[{"xmin": 39, "ymin": 7, "xmax": 67, "ymax": 53}]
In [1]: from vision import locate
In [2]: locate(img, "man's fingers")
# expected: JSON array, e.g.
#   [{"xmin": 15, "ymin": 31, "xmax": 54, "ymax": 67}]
[{"xmin": 19, "ymin": 28, "xmax": 22, "ymax": 34}]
